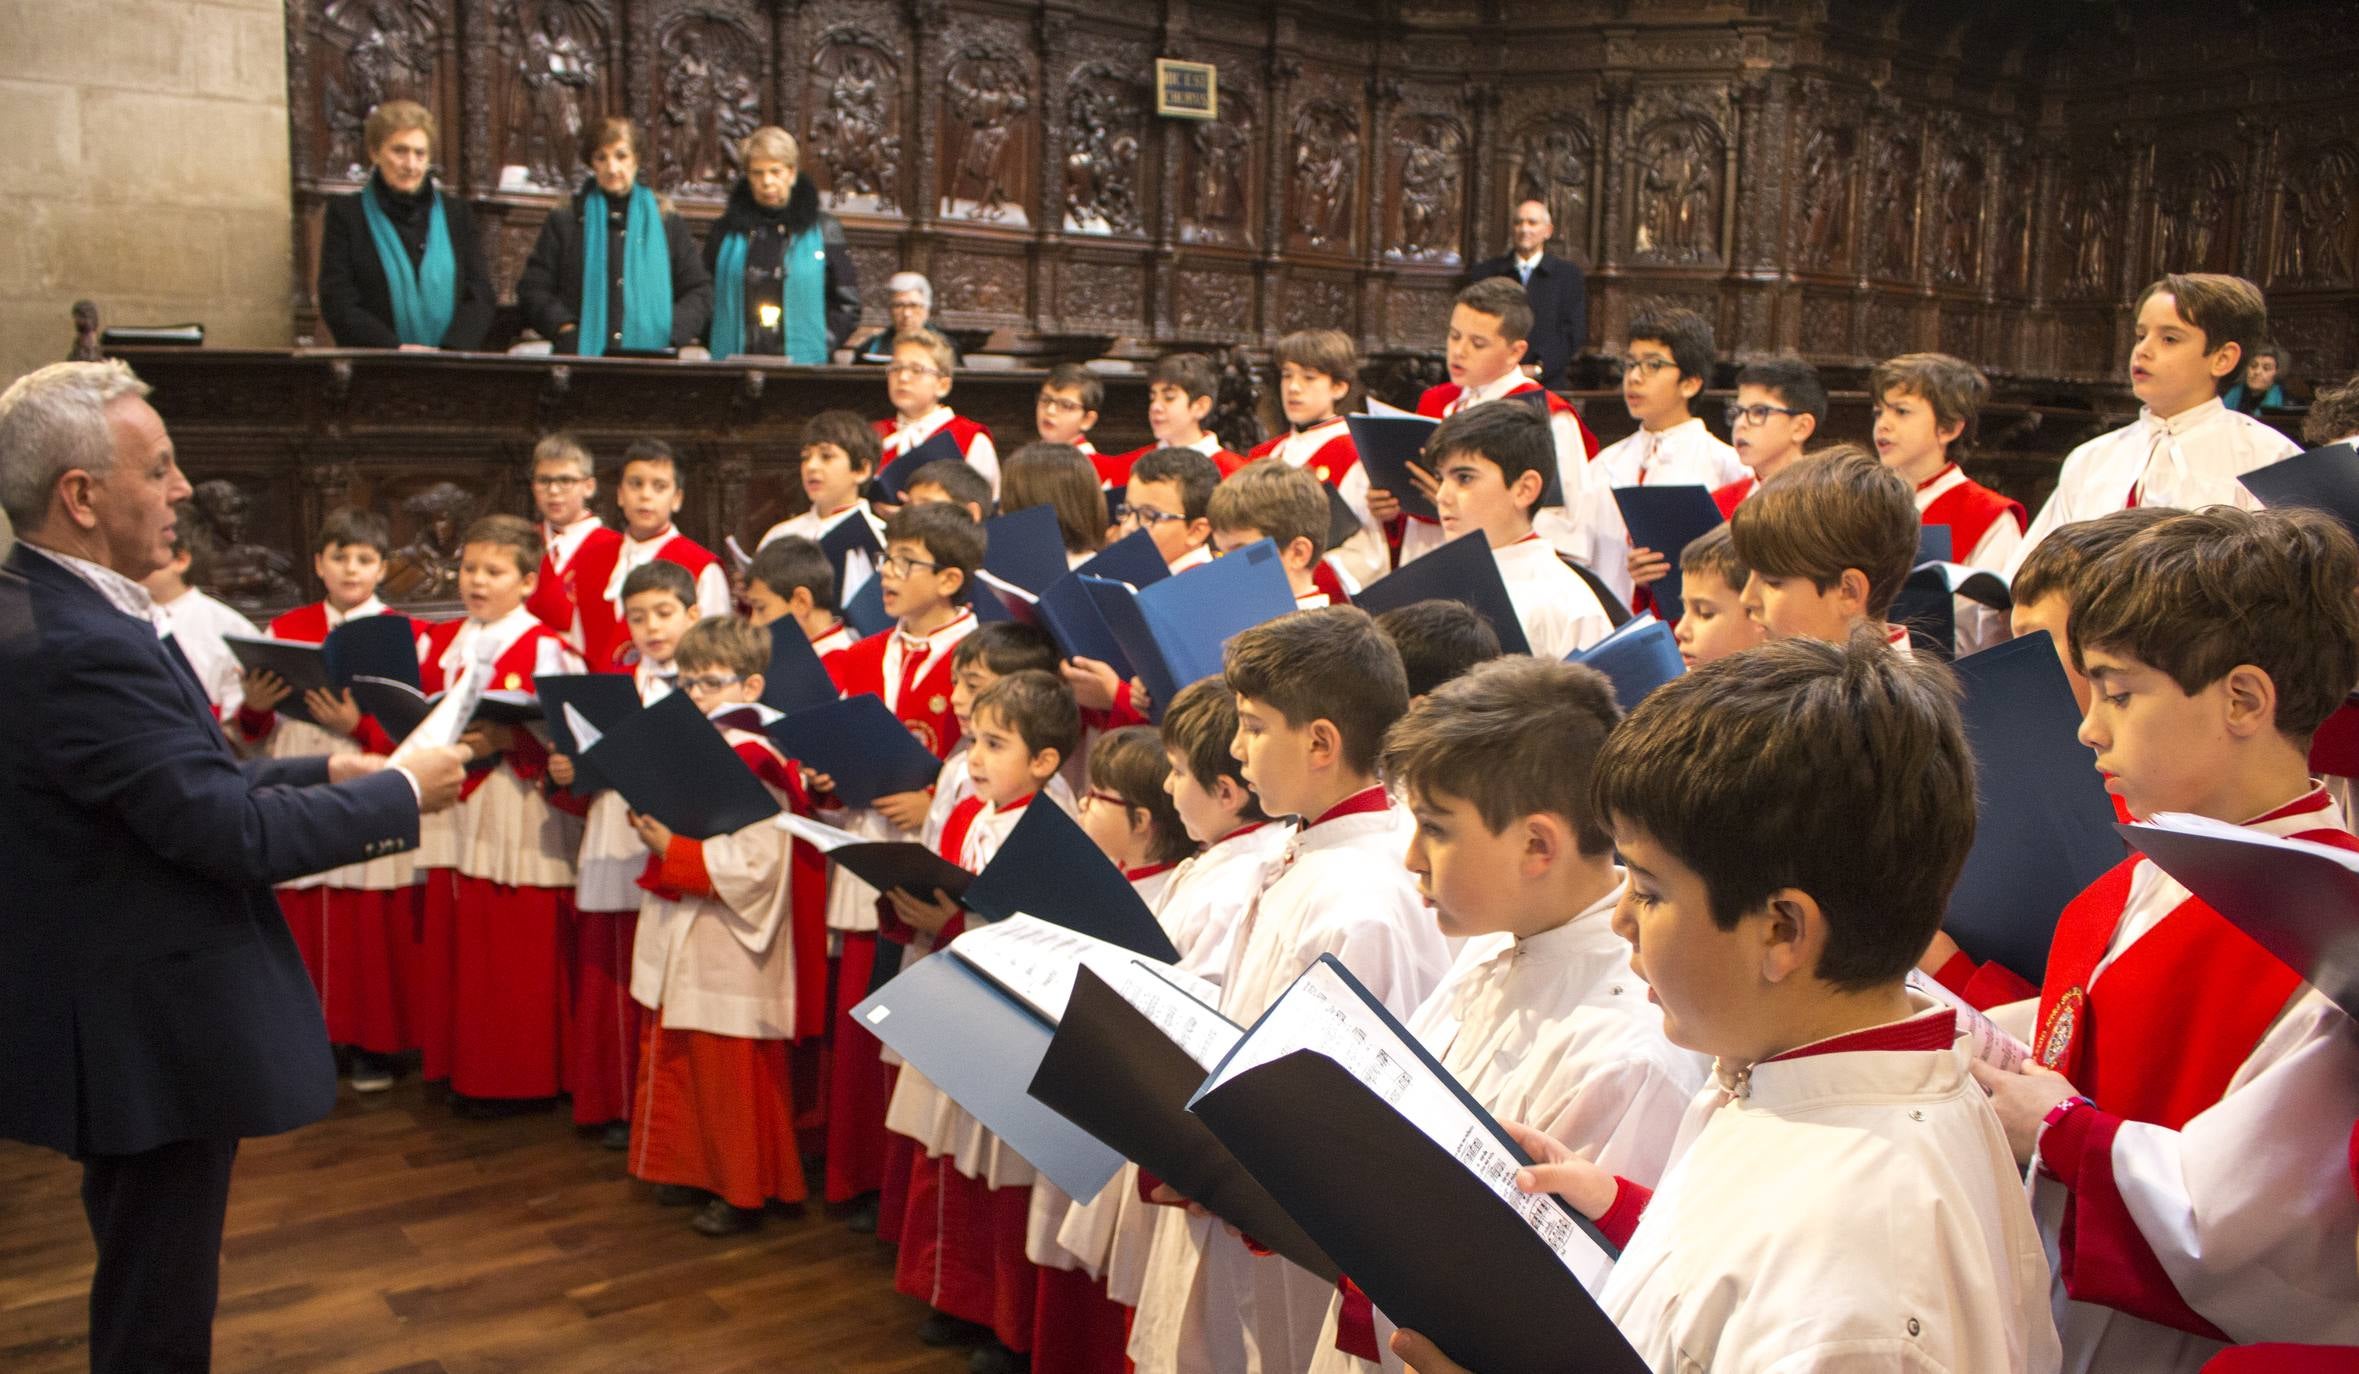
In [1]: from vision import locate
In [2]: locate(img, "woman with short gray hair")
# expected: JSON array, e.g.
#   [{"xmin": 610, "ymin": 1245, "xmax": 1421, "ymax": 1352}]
[
  {"xmin": 854, "ymin": 271, "xmax": 963, "ymax": 365},
  {"xmin": 701, "ymin": 125, "xmax": 860, "ymax": 361}
]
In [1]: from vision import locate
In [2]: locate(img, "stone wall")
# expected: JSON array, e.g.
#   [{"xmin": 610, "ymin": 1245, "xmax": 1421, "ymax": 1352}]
[{"xmin": 0, "ymin": 0, "xmax": 293, "ymax": 388}]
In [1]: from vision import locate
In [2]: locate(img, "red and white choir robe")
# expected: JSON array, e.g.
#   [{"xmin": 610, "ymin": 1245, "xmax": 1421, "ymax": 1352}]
[
  {"xmin": 1915, "ymin": 462, "xmax": 2028, "ymax": 655},
  {"xmin": 1096, "ymin": 432, "xmax": 1250, "ymax": 489},
  {"xmin": 526, "ymin": 513, "xmax": 626, "ymax": 668},
  {"xmin": 1589, "ymin": 998, "xmax": 2061, "ymax": 1372},
  {"xmin": 2006, "ymin": 396, "xmax": 2300, "ymax": 579},
  {"xmin": 558, "ymin": 657, "xmax": 675, "ymax": 1127},
  {"xmin": 1130, "ymin": 788, "xmax": 1454, "ymax": 1374},
  {"xmin": 2195, "ymin": 1123, "xmax": 2359, "ymax": 1373},
  {"xmin": 876, "ymin": 407, "xmax": 1001, "ymax": 496},
  {"xmin": 2026, "ymin": 788, "xmax": 2359, "ymax": 1370},
  {"xmin": 757, "ymin": 498, "xmax": 887, "ymax": 553},
  {"xmin": 419, "ymin": 606, "xmax": 586, "ymax": 1099},
  {"xmin": 1309, "ymin": 878, "xmax": 1711, "ymax": 1374},
  {"xmin": 1492, "ymin": 532, "xmax": 1615, "ymax": 658},
  {"xmin": 601, "ymin": 524, "xmax": 732, "ymax": 632},
  {"xmin": 155, "ymin": 584, "xmax": 259, "ymax": 716},
  {"xmin": 627, "ymin": 727, "xmax": 830, "ymax": 1210},
  {"xmin": 820, "ymin": 609, "xmax": 978, "ymax": 1202},
  {"xmin": 921, "ymin": 747, "xmax": 1078, "ymax": 857},
  {"xmin": 1246, "ymin": 418, "xmax": 1391, "ymax": 591},
  {"xmin": 1582, "ymin": 417, "xmax": 1749, "ymax": 607},
  {"xmin": 888, "ymin": 789, "xmax": 1068, "ymax": 1351},
  {"xmin": 233, "ymin": 597, "xmax": 419, "ymax": 1053},
  {"xmin": 1406, "ymin": 376, "xmax": 1602, "ymax": 569},
  {"xmin": 1712, "ymin": 472, "xmax": 1759, "ymax": 517}
]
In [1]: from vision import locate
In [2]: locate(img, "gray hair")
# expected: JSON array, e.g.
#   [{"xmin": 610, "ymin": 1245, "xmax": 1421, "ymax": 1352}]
[
  {"xmin": 886, "ymin": 272, "xmax": 933, "ymax": 309},
  {"xmin": 0, "ymin": 360, "xmax": 152, "ymax": 529}
]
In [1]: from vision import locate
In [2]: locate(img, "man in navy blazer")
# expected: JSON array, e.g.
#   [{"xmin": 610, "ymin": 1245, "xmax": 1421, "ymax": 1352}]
[
  {"xmin": 1468, "ymin": 199, "xmax": 1588, "ymax": 389},
  {"xmin": 0, "ymin": 361, "xmax": 468, "ymax": 1374}
]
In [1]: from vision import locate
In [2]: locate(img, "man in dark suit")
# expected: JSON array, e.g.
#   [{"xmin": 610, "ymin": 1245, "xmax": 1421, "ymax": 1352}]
[
  {"xmin": 1469, "ymin": 199, "xmax": 1587, "ymax": 389},
  {"xmin": 0, "ymin": 361, "xmax": 468, "ymax": 1373}
]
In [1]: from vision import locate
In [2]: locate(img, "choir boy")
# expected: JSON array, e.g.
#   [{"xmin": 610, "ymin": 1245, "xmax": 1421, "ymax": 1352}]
[
  {"xmin": 2007, "ymin": 273, "xmax": 2299, "ymax": 575},
  {"xmin": 1626, "ymin": 355, "xmax": 1823, "ymax": 596},
  {"xmin": 817, "ymin": 501, "xmax": 983, "ymax": 1218},
  {"xmin": 1393, "ymin": 634, "xmax": 2059, "ymax": 1374},
  {"xmin": 919, "ymin": 622, "xmax": 1071, "ymax": 854},
  {"xmin": 1036, "ymin": 362, "xmax": 1104, "ymax": 458},
  {"xmin": 1312, "ymin": 656, "xmax": 1706, "ymax": 1373},
  {"xmin": 757, "ymin": 410, "xmax": 886, "ymax": 551},
  {"xmin": 1122, "ymin": 447, "xmax": 1222, "ymax": 574},
  {"xmin": 881, "ymin": 670, "xmax": 1081, "ymax": 1371},
  {"xmin": 1244, "ymin": 330, "xmax": 1390, "ymax": 589},
  {"xmin": 741, "ymin": 533, "xmax": 855, "ymax": 659},
  {"xmin": 1130, "ymin": 607, "xmax": 1452, "ymax": 1374},
  {"xmin": 547, "ymin": 560, "xmax": 699, "ymax": 1145},
  {"xmin": 1099, "ymin": 353, "xmax": 1248, "ymax": 489},
  {"xmin": 523, "ymin": 431, "xmax": 624, "ymax": 667},
  {"xmin": 1583, "ymin": 305, "xmax": 1748, "ymax": 606},
  {"xmin": 1207, "ymin": 458, "xmax": 1346, "ymax": 608},
  {"xmin": 904, "ymin": 457, "xmax": 997, "ymax": 523},
  {"xmin": 1375, "ymin": 277, "xmax": 1599, "ymax": 567},
  {"xmin": 1027, "ymin": 723, "xmax": 1198, "ymax": 1374},
  {"xmin": 1970, "ymin": 507, "xmax": 2359, "ymax": 1368},
  {"xmin": 417, "ymin": 515, "xmax": 587, "ymax": 1114},
  {"xmin": 233, "ymin": 507, "xmax": 415, "ymax": 1091},
  {"xmin": 605, "ymin": 439, "xmax": 732, "ymax": 628},
  {"xmin": 1373, "ymin": 601, "xmax": 1502, "ymax": 701},
  {"xmin": 1670, "ymin": 525, "xmax": 1769, "ymax": 669},
  {"xmin": 1871, "ymin": 352, "xmax": 2025, "ymax": 652},
  {"xmin": 626, "ymin": 616, "xmax": 825, "ymax": 1235},
  {"xmin": 1728, "ymin": 447, "xmax": 1918, "ymax": 649},
  {"xmin": 878, "ymin": 328, "xmax": 1000, "ymax": 496},
  {"xmin": 144, "ymin": 532, "xmax": 258, "ymax": 716},
  {"xmin": 1424, "ymin": 401, "xmax": 1615, "ymax": 657}
]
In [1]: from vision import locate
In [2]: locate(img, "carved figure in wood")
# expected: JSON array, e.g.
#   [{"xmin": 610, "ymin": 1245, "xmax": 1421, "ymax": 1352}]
[
  {"xmin": 184, "ymin": 481, "xmax": 299, "ymax": 607},
  {"xmin": 659, "ymin": 24, "xmax": 761, "ymax": 195},
  {"xmin": 1634, "ymin": 119, "xmax": 1718, "ymax": 262},
  {"xmin": 321, "ymin": 0, "xmax": 436, "ymax": 178},
  {"xmin": 383, "ymin": 481, "xmax": 475, "ymax": 601},
  {"xmin": 809, "ymin": 38, "xmax": 899, "ymax": 211},
  {"xmin": 945, "ymin": 49, "xmax": 1029, "ymax": 221}
]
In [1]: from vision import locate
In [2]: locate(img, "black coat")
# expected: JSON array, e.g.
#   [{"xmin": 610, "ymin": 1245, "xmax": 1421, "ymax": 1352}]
[
  {"xmin": 700, "ymin": 175, "xmax": 862, "ymax": 354},
  {"xmin": 315, "ymin": 174, "xmax": 496, "ymax": 350},
  {"xmin": 517, "ymin": 180, "xmax": 715, "ymax": 352},
  {"xmin": 0, "ymin": 546, "xmax": 420, "ymax": 1157},
  {"xmin": 1468, "ymin": 251, "xmax": 1588, "ymax": 389}
]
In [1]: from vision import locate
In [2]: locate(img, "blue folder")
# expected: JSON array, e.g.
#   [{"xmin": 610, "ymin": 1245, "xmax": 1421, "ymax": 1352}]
[
  {"xmin": 579, "ymin": 690, "xmax": 782, "ymax": 840},
  {"xmin": 1568, "ymin": 613, "xmax": 1686, "ymax": 710},
  {"xmin": 1612, "ymin": 484, "xmax": 1725, "ymax": 624},
  {"xmin": 222, "ymin": 614, "xmax": 421, "ymax": 727},
  {"xmin": 2117, "ymin": 818, "xmax": 2359, "ymax": 1024},
  {"xmin": 869, "ymin": 426, "xmax": 966, "ymax": 503},
  {"xmin": 962, "ymin": 803, "xmax": 1181, "ymax": 960},
  {"xmin": 1917, "ymin": 524, "xmax": 1954, "ymax": 565},
  {"xmin": 2238, "ymin": 442, "xmax": 2359, "ymax": 543},
  {"xmin": 1947, "ymin": 632, "xmax": 2125, "ymax": 984},
  {"xmin": 1074, "ymin": 528, "xmax": 1171, "ymax": 590},
  {"xmin": 761, "ymin": 619, "xmax": 843, "ymax": 716},
  {"xmin": 1033, "ymin": 530, "xmax": 1176, "ymax": 676},
  {"xmin": 1347, "ymin": 414, "xmax": 1442, "ymax": 521},
  {"xmin": 764, "ymin": 694, "xmax": 944, "ymax": 808},
  {"xmin": 537, "ymin": 671, "xmax": 645, "ymax": 795},
  {"xmin": 983, "ymin": 503, "xmax": 1074, "ymax": 597},
  {"xmin": 840, "ymin": 573, "xmax": 894, "ymax": 637},
  {"xmin": 817, "ymin": 510, "xmax": 884, "ymax": 612},
  {"xmin": 1080, "ymin": 539, "xmax": 1298, "ymax": 721},
  {"xmin": 850, "ymin": 949, "xmax": 1127, "ymax": 1199},
  {"xmin": 1351, "ymin": 530, "xmax": 1534, "ymax": 656}
]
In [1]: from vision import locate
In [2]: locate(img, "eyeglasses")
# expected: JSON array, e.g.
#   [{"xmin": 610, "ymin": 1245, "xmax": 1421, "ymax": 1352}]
[
  {"xmin": 880, "ymin": 553, "xmax": 941, "ymax": 578},
  {"xmin": 1082, "ymin": 788, "xmax": 1130, "ymax": 811},
  {"xmin": 1119, "ymin": 506, "xmax": 1187, "ymax": 529},
  {"xmin": 1038, "ymin": 394, "xmax": 1088, "ymax": 414},
  {"xmin": 1618, "ymin": 356, "xmax": 1679, "ymax": 376},
  {"xmin": 530, "ymin": 474, "xmax": 591, "ymax": 489},
  {"xmin": 885, "ymin": 362, "xmax": 942, "ymax": 380},
  {"xmin": 1725, "ymin": 402, "xmax": 1803, "ymax": 427},
  {"xmin": 678, "ymin": 673, "xmax": 743, "ymax": 693}
]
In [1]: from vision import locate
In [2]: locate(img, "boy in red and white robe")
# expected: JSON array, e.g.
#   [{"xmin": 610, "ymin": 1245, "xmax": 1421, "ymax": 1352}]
[
  {"xmin": 602, "ymin": 444, "xmax": 732, "ymax": 637},
  {"xmin": 523, "ymin": 434, "xmax": 626, "ymax": 666},
  {"xmin": 879, "ymin": 331, "xmax": 1000, "ymax": 495}
]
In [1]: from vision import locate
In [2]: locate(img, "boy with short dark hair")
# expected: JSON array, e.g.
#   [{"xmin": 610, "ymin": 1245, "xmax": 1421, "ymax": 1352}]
[
  {"xmin": 920, "ymin": 621, "xmax": 1072, "ymax": 854},
  {"xmin": 878, "ymin": 327, "xmax": 1000, "ymax": 496},
  {"xmin": 607, "ymin": 439, "xmax": 732, "ymax": 631},
  {"xmin": 1311, "ymin": 657, "xmax": 1704, "ymax": 1373},
  {"xmin": 1208, "ymin": 458, "xmax": 1343, "ymax": 607},
  {"xmin": 1099, "ymin": 352, "xmax": 1246, "ymax": 488},
  {"xmin": 1424, "ymin": 401, "xmax": 1614, "ymax": 657},
  {"xmin": 1124, "ymin": 446, "xmax": 1223, "ymax": 574},
  {"xmin": 1130, "ymin": 607, "xmax": 1451, "ymax": 1374},
  {"xmin": 1671, "ymin": 524, "xmax": 1768, "ymax": 669},
  {"xmin": 1037, "ymin": 362, "xmax": 1105, "ymax": 456},
  {"xmin": 1246, "ymin": 330, "xmax": 1389, "ymax": 589},
  {"xmin": 1391, "ymin": 635, "xmax": 2058, "ymax": 1374},
  {"xmin": 758, "ymin": 409, "xmax": 886, "ymax": 551},
  {"xmin": 1585, "ymin": 304, "xmax": 1748, "ymax": 606},
  {"xmin": 742, "ymin": 533, "xmax": 854, "ymax": 658},
  {"xmin": 1729, "ymin": 446, "xmax": 1919, "ymax": 648},
  {"xmin": 2008, "ymin": 273, "xmax": 2299, "ymax": 576},
  {"xmin": 903, "ymin": 457, "xmax": 996, "ymax": 522},
  {"xmin": 1871, "ymin": 352, "xmax": 2025, "ymax": 652},
  {"xmin": 524, "ymin": 431, "xmax": 625, "ymax": 666},
  {"xmin": 1973, "ymin": 507, "xmax": 2359, "ymax": 1368},
  {"xmin": 1374, "ymin": 600, "xmax": 1503, "ymax": 700}
]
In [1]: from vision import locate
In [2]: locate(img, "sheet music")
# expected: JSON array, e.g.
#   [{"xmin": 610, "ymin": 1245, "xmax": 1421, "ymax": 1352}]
[
  {"xmin": 1904, "ymin": 970, "xmax": 2030, "ymax": 1074},
  {"xmin": 1363, "ymin": 395, "xmax": 1416, "ymax": 418},
  {"xmin": 1102, "ymin": 959, "xmax": 1241, "ymax": 1071},
  {"xmin": 974, "ymin": 568, "xmax": 1040, "ymax": 605},
  {"xmin": 2139, "ymin": 810, "xmax": 2359, "ymax": 869},
  {"xmin": 390, "ymin": 637, "xmax": 494, "ymax": 765},
  {"xmin": 777, "ymin": 811, "xmax": 867, "ymax": 851},
  {"xmin": 1197, "ymin": 960, "xmax": 1615, "ymax": 1289},
  {"xmin": 951, "ymin": 914, "xmax": 1222, "ymax": 1026}
]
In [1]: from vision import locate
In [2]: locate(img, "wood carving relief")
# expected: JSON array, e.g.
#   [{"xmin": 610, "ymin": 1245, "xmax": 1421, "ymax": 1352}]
[
  {"xmin": 940, "ymin": 42, "xmax": 1032, "ymax": 226},
  {"xmin": 1179, "ymin": 93, "xmax": 1256, "ymax": 247},
  {"xmin": 313, "ymin": 0, "xmax": 441, "ymax": 180},
  {"xmin": 2272, "ymin": 144, "xmax": 2357, "ymax": 287},
  {"xmin": 1062, "ymin": 65, "xmax": 1146, "ymax": 236},
  {"xmin": 495, "ymin": 0, "xmax": 609, "ymax": 192},
  {"xmin": 2055, "ymin": 167, "xmax": 2125, "ymax": 298},
  {"xmin": 1929, "ymin": 134, "xmax": 1984, "ymax": 286},
  {"xmin": 1864, "ymin": 127, "xmax": 1921, "ymax": 280},
  {"xmin": 1505, "ymin": 114, "xmax": 1594, "ymax": 266},
  {"xmin": 805, "ymin": 29, "xmax": 903, "ymax": 214},
  {"xmin": 2150, "ymin": 152, "xmax": 2238, "ymax": 275},
  {"xmin": 1386, "ymin": 116, "xmax": 1465, "ymax": 264},
  {"xmin": 1629, "ymin": 114, "xmax": 1723, "ymax": 265},
  {"xmin": 1792, "ymin": 123, "xmax": 1856, "ymax": 272},
  {"xmin": 1173, "ymin": 269, "xmax": 1254, "ymax": 336},
  {"xmin": 652, "ymin": 13, "xmax": 763, "ymax": 198},
  {"xmin": 1289, "ymin": 101, "xmax": 1362, "ymax": 255}
]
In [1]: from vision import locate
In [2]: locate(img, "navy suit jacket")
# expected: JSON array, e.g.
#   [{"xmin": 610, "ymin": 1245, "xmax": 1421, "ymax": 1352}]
[
  {"xmin": 0, "ymin": 544, "xmax": 419, "ymax": 1157},
  {"xmin": 1469, "ymin": 251, "xmax": 1587, "ymax": 389}
]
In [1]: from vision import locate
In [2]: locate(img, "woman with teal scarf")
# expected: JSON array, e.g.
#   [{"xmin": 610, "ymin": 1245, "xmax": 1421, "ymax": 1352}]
[
  {"xmin": 315, "ymin": 100, "xmax": 494, "ymax": 350},
  {"xmin": 701, "ymin": 126, "xmax": 861, "ymax": 362},
  {"xmin": 518, "ymin": 117, "xmax": 712, "ymax": 357}
]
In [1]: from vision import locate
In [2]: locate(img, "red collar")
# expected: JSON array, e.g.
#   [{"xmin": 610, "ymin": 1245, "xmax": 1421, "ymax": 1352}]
[
  {"xmin": 819, "ymin": 501, "xmax": 862, "ymax": 520},
  {"xmin": 993, "ymin": 791, "xmax": 1037, "ymax": 816},
  {"xmin": 1217, "ymin": 820, "xmax": 1274, "ymax": 845},
  {"xmin": 1506, "ymin": 531, "xmax": 1545, "ymax": 547},
  {"xmin": 1762, "ymin": 1006, "xmax": 1957, "ymax": 1063},
  {"xmin": 625, "ymin": 525, "xmax": 676, "ymax": 548},
  {"xmin": 807, "ymin": 619, "xmax": 847, "ymax": 643},
  {"xmin": 1885, "ymin": 623, "xmax": 1911, "ymax": 648},
  {"xmin": 898, "ymin": 608, "xmax": 975, "ymax": 650},
  {"xmin": 2248, "ymin": 786, "xmax": 2334, "ymax": 825},
  {"xmin": 1309, "ymin": 785, "xmax": 1391, "ymax": 828},
  {"xmin": 1125, "ymin": 860, "xmax": 1180, "ymax": 882},
  {"xmin": 1913, "ymin": 463, "xmax": 1959, "ymax": 493}
]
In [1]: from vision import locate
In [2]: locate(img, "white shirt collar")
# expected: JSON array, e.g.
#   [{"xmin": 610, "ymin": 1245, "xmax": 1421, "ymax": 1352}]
[
  {"xmin": 23, "ymin": 541, "xmax": 162, "ymax": 627},
  {"xmin": 2141, "ymin": 395, "xmax": 2227, "ymax": 439},
  {"xmin": 325, "ymin": 595, "xmax": 388, "ymax": 628},
  {"xmin": 1514, "ymin": 249, "xmax": 1544, "ymax": 272}
]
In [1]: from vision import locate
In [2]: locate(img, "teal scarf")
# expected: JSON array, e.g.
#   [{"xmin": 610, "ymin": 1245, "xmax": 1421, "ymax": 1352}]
[
  {"xmin": 709, "ymin": 223, "xmax": 828, "ymax": 363},
  {"xmin": 577, "ymin": 184, "xmax": 673, "ymax": 356},
  {"xmin": 360, "ymin": 178, "xmax": 456, "ymax": 346}
]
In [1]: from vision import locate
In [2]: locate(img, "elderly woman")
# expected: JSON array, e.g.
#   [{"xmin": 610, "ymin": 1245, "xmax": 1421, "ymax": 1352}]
[
  {"xmin": 315, "ymin": 100, "xmax": 496, "ymax": 350},
  {"xmin": 701, "ymin": 127, "xmax": 860, "ymax": 361},
  {"xmin": 852, "ymin": 271, "xmax": 963, "ymax": 365},
  {"xmin": 518, "ymin": 117, "xmax": 712, "ymax": 356}
]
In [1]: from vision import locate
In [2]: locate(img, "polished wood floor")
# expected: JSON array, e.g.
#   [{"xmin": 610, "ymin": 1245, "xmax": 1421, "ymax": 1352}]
[{"xmin": 0, "ymin": 1081, "xmax": 968, "ymax": 1373}]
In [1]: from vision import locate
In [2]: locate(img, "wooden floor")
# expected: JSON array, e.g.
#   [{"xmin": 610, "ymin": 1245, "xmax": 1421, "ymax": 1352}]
[{"xmin": 0, "ymin": 1081, "xmax": 969, "ymax": 1373}]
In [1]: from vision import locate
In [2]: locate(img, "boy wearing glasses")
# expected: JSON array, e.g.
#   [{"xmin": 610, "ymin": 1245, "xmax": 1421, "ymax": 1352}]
[
  {"xmin": 1123, "ymin": 446, "xmax": 1223, "ymax": 573},
  {"xmin": 1627, "ymin": 355, "xmax": 1824, "ymax": 598},
  {"xmin": 1583, "ymin": 305, "xmax": 1747, "ymax": 606},
  {"xmin": 1036, "ymin": 362, "xmax": 1105, "ymax": 458},
  {"xmin": 876, "ymin": 328, "xmax": 1000, "ymax": 496},
  {"xmin": 524, "ymin": 431, "xmax": 626, "ymax": 667}
]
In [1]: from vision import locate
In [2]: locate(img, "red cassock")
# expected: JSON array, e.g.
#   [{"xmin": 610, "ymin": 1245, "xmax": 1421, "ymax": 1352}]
[
  {"xmin": 1918, "ymin": 472, "xmax": 2028, "ymax": 562},
  {"xmin": 525, "ymin": 521, "xmax": 626, "ymax": 669},
  {"xmin": 874, "ymin": 413, "xmax": 995, "ymax": 465},
  {"xmin": 1093, "ymin": 443, "xmax": 1248, "ymax": 489}
]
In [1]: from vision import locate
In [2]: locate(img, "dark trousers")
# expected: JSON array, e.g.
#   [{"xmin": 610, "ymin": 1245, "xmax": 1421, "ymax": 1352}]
[{"xmin": 79, "ymin": 1137, "xmax": 239, "ymax": 1373}]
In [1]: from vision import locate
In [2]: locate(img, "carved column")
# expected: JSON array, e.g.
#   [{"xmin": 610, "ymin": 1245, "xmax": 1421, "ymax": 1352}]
[
  {"xmin": 1259, "ymin": 44, "xmax": 1300, "ymax": 346},
  {"xmin": 905, "ymin": 0, "xmax": 945, "ymax": 234}
]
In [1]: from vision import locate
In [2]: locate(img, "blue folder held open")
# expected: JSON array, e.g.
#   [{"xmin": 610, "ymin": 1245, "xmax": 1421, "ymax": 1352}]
[
  {"xmin": 982, "ymin": 503, "xmax": 1075, "ymax": 597},
  {"xmin": 578, "ymin": 690, "xmax": 782, "ymax": 840},
  {"xmin": 1347, "ymin": 414, "xmax": 1442, "ymax": 522},
  {"xmin": 1568, "ymin": 613, "xmax": 1686, "ymax": 710},
  {"xmin": 760, "ymin": 618, "xmax": 843, "ymax": 716},
  {"xmin": 221, "ymin": 614, "xmax": 420, "ymax": 727},
  {"xmin": 1079, "ymin": 539, "xmax": 1298, "ymax": 721},
  {"xmin": 869, "ymin": 427, "xmax": 966, "ymax": 504},
  {"xmin": 764, "ymin": 694, "xmax": 945, "ymax": 809},
  {"xmin": 537, "ymin": 672, "xmax": 645, "ymax": 795},
  {"xmin": 1352, "ymin": 530, "xmax": 1534, "ymax": 656},
  {"xmin": 2238, "ymin": 441, "xmax": 2359, "ymax": 543},
  {"xmin": 1611, "ymin": 484, "xmax": 1725, "ymax": 624},
  {"xmin": 1032, "ymin": 530, "xmax": 1173, "ymax": 676},
  {"xmin": 961, "ymin": 801, "xmax": 1183, "ymax": 962},
  {"xmin": 2117, "ymin": 815, "xmax": 2359, "ymax": 1023}
]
